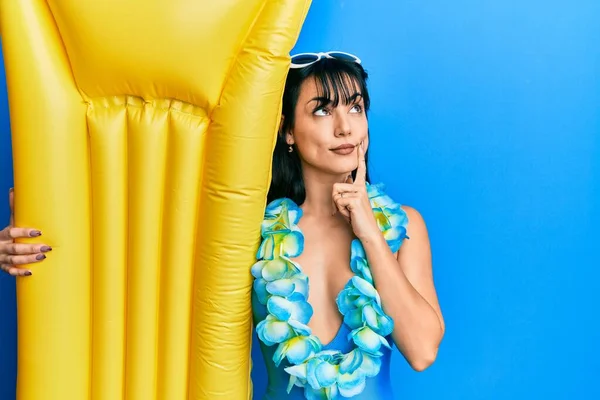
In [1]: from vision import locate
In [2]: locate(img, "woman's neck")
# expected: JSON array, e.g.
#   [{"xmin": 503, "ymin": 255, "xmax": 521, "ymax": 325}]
[{"xmin": 301, "ymin": 165, "xmax": 348, "ymax": 218}]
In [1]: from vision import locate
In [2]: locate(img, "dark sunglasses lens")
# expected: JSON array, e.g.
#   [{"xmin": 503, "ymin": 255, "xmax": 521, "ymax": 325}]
[
  {"xmin": 291, "ymin": 54, "xmax": 319, "ymax": 64},
  {"xmin": 328, "ymin": 52, "xmax": 358, "ymax": 62}
]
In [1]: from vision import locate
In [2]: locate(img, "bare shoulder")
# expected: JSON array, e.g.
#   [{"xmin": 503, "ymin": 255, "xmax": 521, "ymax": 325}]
[
  {"xmin": 400, "ymin": 205, "xmax": 429, "ymax": 239},
  {"xmin": 395, "ymin": 205, "xmax": 431, "ymax": 265}
]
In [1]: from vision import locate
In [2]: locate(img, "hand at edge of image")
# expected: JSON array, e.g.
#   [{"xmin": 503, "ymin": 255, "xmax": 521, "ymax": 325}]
[{"xmin": 0, "ymin": 188, "xmax": 51, "ymax": 277}]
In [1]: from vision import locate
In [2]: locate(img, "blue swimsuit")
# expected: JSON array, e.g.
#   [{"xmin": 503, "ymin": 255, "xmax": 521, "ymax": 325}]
[
  {"xmin": 252, "ymin": 185, "xmax": 407, "ymax": 399},
  {"xmin": 252, "ymin": 293, "xmax": 395, "ymax": 400}
]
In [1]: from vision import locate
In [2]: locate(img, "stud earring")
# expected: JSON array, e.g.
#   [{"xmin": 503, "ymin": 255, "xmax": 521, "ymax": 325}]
[{"xmin": 288, "ymin": 145, "xmax": 293, "ymax": 153}]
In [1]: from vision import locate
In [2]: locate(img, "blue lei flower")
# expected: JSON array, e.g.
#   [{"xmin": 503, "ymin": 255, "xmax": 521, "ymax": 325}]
[{"xmin": 252, "ymin": 183, "xmax": 409, "ymax": 399}]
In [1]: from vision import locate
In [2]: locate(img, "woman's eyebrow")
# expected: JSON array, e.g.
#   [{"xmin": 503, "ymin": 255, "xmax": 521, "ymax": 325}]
[
  {"xmin": 347, "ymin": 92, "xmax": 363, "ymax": 103},
  {"xmin": 308, "ymin": 92, "xmax": 363, "ymax": 105}
]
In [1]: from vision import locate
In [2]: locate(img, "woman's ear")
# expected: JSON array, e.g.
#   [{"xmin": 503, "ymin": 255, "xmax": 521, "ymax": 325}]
[{"xmin": 280, "ymin": 115, "xmax": 294, "ymax": 146}]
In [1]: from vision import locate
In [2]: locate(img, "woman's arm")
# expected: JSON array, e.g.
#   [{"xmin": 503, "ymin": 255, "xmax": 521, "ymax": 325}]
[
  {"xmin": 360, "ymin": 206, "xmax": 445, "ymax": 371},
  {"xmin": 331, "ymin": 145, "xmax": 444, "ymax": 371}
]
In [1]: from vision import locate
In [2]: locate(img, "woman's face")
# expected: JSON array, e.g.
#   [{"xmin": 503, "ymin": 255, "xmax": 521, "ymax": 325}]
[{"xmin": 286, "ymin": 75, "xmax": 369, "ymax": 177}]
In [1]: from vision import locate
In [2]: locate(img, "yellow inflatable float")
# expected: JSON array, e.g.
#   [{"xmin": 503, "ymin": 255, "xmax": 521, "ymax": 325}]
[{"xmin": 0, "ymin": 0, "xmax": 310, "ymax": 398}]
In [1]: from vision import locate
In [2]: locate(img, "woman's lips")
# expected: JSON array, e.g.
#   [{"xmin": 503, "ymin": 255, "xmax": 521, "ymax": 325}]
[{"xmin": 330, "ymin": 144, "xmax": 356, "ymax": 155}]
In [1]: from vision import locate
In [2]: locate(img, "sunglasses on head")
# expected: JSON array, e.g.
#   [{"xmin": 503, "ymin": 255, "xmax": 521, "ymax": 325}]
[{"xmin": 290, "ymin": 51, "xmax": 362, "ymax": 69}]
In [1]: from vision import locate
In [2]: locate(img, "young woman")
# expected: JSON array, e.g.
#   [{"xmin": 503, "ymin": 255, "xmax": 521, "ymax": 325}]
[
  {"xmin": 252, "ymin": 52, "xmax": 444, "ymax": 399},
  {"xmin": 0, "ymin": 52, "xmax": 444, "ymax": 400}
]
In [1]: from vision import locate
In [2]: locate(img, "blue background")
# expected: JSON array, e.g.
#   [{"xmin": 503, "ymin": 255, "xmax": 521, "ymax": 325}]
[{"xmin": 2, "ymin": 1, "xmax": 599, "ymax": 399}]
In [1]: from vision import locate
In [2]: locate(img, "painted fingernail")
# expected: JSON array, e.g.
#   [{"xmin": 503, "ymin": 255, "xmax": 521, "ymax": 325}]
[
  {"xmin": 40, "ymin": 246, "xmax": 52, "ymax": 252},
  {"xmin": 24, "ymin": 271, "xmax": 32, "ymax": 276},
  {"xmin": 36, "ymin": 254, "xmax": 46, "ymax": 261},
  {"xmin": 30, "ymin": 230, "xmax": 42, "ymax": 237}
]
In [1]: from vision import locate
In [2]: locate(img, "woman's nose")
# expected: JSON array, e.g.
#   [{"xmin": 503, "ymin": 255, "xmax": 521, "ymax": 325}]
[{"xmin": 334, "ymin": 113, "xmax": 351, "ymax": 137}]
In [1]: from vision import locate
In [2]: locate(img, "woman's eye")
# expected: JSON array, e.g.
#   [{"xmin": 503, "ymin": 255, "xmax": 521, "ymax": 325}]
[
  {"xmin": 314, "ymin": 108, "xmax": 330, "ymax": 116},
  {"xmin": 350, "ymin": 104, "xmax": 363, "ymax": 113}
]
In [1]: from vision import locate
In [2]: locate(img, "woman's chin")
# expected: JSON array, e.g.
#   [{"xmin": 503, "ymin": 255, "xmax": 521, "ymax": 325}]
[
  {"xmin": 304, "ymin": 157, "xmax": 358, "ymax": 177},
  {"xmin": 320, "ymin": 163, "xmax": 358, "ymax": 177}
]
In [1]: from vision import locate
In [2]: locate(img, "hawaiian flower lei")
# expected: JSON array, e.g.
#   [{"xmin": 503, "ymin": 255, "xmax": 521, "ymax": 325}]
[{"xmin": 252, "ymin": 183, "xmax": 408, "ymax": 399}]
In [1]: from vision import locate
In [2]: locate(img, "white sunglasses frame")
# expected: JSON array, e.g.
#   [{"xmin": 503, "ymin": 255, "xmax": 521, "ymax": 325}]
[{"xmin": 289, "ymin": 51, "xmax": 362, "ymax": 69}]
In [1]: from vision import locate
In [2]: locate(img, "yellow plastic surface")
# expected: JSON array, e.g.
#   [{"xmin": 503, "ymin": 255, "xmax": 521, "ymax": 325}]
[{"xmin": 0, "ymin": 0, "xmax": 310, "ymax": 398}]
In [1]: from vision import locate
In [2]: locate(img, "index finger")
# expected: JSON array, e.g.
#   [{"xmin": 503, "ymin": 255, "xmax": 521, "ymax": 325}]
[
  {"xmin": 354, "ymin": 141, "xmax": 367, "ymax": 185},
  {"xmin": 0, "ymin": 227, "xmax": 42, "ymax": 241}
]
